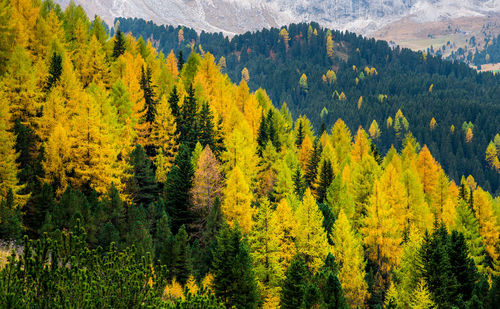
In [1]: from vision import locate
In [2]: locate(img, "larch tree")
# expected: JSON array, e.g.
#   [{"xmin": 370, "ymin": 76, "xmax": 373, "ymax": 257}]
[
  {"xmin": 222, "ymin": 164, "xmax": 254, "ymax": 234},
  {"xmin": 351, "ymin": 127, "xmax": 371, "ymax": 163},
  {"xmin": 330, "ymin": 119, "xmax": 352, "ymax": 167},
  {"xmin": 380, "ymin": 162, "xmax": 407, "ymax": 236},
  {"xmin": 473, "ymin": 188, "xmax": 499, "ymax": 264},
  {"xmin": 417, "ymin": 145, "xmax": 440, "ymax": 199},
  {"xmin": 249, "ymin": 198, "xmax": 282, "ymax": 306},
  {"xmin": 455, "ymin": 201, "xmax": 486, "ymax": 273},
  {"xmin": 151, "ymin": 95, "xmax": 179, "ymax": 182},
  {"xmin": 295, "ymin": 189, "xmax": 330, "ymax": 272},
  {"xmin": 272, "ymin": 198, "xmax": 297, "ymax": 274},
  {"xmin": 0, "ymin": 92, "xmax": 22, "ymax": 201},
  {"xmin": 298, "ymin": 134, "xmax": 313, "ymax": 171},
  {"xmin": 362, "ymin": 180, "xmax": 402, "ymax": 273},
  {"xmin": 42, "ymin": 122, "xmax": 71, "ymax": 196},
  {"xmin": 189, "ymin": 146, "xmax": 223, "ymax": 236},
  {"xmin": 332, "ymin": 209, "xmax": 369, "ymax": 307}
]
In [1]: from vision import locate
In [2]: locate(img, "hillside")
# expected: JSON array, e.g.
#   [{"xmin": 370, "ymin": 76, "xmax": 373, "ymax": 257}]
[
  {"xmin": 0, "ymin": 1, "xmax": 499, "ymax": 308},
  {"xmin": 119, "ymin": 17, "xmax": 500, "ymax": 194}
]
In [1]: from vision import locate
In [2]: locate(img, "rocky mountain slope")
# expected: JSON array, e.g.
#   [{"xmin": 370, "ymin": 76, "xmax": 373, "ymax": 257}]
[{"xmin": 56, "ymin": 0, "xmax": 500, "ymax": 36}]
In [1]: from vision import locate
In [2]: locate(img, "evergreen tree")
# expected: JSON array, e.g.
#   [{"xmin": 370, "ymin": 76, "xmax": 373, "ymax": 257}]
[
  {"xmin": 305, "ymin": 139, "xmax": 322, "ymax": 187},
  {"xmin": 126, "ymin": 145, "xmax": 159, "ymax": 207},
  {"xmin": 168, "ymin": 85, "xmax": 180, "ymax": 120},
  {"xmin": 449, "ymin": 230, "xmax": 477, "ymax": 302},
  {"xmin": 153, "ymin": 210, "xmax": 174, "ymax": 266},
  {"xmin": 112, "ymin": 27, "xmax": 125, "ymax": 58},
  {"xmin": 420, "ymin": 224, "xmax": 458, "ymax": 308},
  {"xmin": 177, "ymin": 50, "xmax": 184, "ymax": 71},
  {"xmin": 0, "ymin": 189, "xmax": 21, "ymax": 242},
  {"xmin": 315, "ymin": 253, "xmax": 348, "ymax": 309},
  {"xmin": 315, "ymin": 159, "xmax": 333, "ymax": 202},
  {"xmin": 179, "ymin": 84, "xmax": 199, "ymax": 150},
  {"xmin": 164, "ymin": 144, "xmax": 194, "ymax": 234},
  {"xmin": 211, "ymin": 224, "xmax": 259, "ymax": 309},
  {"xmin": 125, "ymin": 203, "xmax": 153, "ymax": 256},
  {"xmin": 280, "ymin": 254, "xmax": 309, "ymax": 309},
  {"xmin": 45, "ymin": 52, "xmax": 62, "ymax": 92},
  {"xmin": 295, "ymin": 121, "xmax": 305, "ymax": 148},
  {"xmin": 140, "ymin": 66, "xmax": 157, "ymax": 124},
  {"xmin": 256, "ymin": 112, "xmax": 268, "ymax": 156},
  {"xmin": 171, "ymin": 225, "xmax": 193, "ymax": 284},
  {"xmin": 198, "ymin": 101, "xmax": 216, "ymax": 149},
  {"xmin": 293, "ymin": 167, "xmax": 306, "ymax": 198}
]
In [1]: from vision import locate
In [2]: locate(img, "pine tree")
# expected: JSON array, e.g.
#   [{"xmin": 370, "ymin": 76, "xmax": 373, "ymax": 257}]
[
  {"xmin": 295, "ymin": 189, "xmax": 330, "ymax": 272},
  {"xmin": 45, "ymin": 52, "xmax": 62, "ymax": 92},
  {"xmin": 305, "ymin": 139, "xmax": 322, "ymax": 187},
  {"xmin": 420, "ymin": 225, "xmax": 458, "ymax": 308},
  {"xmin": 126, "ymin": 144, "xmax": 159, "ymax": 207},
  {"xmin": 295, "ymin": 120, "xmax": 305, "ymax": 148},
  {"xmin": 0, "ymin": 189, "xmax": 21, "ymax": 241},
  {"xmin": 315, "ymin": 253, "xmax": 348, "ymax": 309},
  {"xmin": 112, "ymin": 27, "xmax": 125, "ymax": 58},
  {"xmin": 164, "ymin": 144, "xmax": 194, "ymax": 234},
  {"xmin": 177, "ymin": 50, "xmax": 184, "ymax": 71},
  {"xmin": 293, "ymin": 167, "xmax": 306, "ymax": 198},
  {"xmin": 449, "ymin": 230, "xmax": 477, "ymax": 302},
  {"xmin": 154, "ymin": 211, "xmax": 174, "ymax": 266},
  {"xmin": 211, "ymin": 224, "xmax": 259, "ymax": 309},
  {"xmin": 140, "ymin": 65, "xmax": 157, "ymax": 124},
  {"xmin": 168, "ymin": 85, "xmax": 180, "ymax": 119},
  {"xmin": 280, "ymin": 254, "xmax": 309, "ymax": 309},
  {"xmin": 198, "ymin": 101, "xmax": 216, "ymax": 149},
  {"xmin": 172, "ymin": 225, "xmax": 193, "ymax": 285},
  {"xmin": 315, "ymin": 159, "xmax": 333, "ymax": 202},
  {"xmin": 179, "ymin": 84, "xmax": 199, "ymax": 150}
]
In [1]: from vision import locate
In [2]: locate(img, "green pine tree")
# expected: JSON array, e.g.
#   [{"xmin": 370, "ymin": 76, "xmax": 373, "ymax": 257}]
[
  {"xmin": 126, "ymin": 145, "xmax": 159, "ymax": 207},
  {"xmin": 280, "ymin": 254, "xmax": 309, "ymax": 309}
]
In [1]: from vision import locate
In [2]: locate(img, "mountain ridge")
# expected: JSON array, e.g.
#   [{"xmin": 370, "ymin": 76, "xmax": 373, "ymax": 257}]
[{"xmin": 56, "ymin": 0, "xmax": 500, "ymax": 36}]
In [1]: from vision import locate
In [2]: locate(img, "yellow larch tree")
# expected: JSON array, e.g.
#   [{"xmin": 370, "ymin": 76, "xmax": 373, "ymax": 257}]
[
  {"xmin": 0, "ymin": 45, "xmax": 40, "ymax": 128},
  {"xmin": 271, "ymin": 198, "xmax": 297, "ymax": 274},
  {"xmin": 222, "ymin": 116, "xmax": 258, "ymax": 186},
  {"xmin": 42, "ymin": 122, "xmax": 72, "ymax": 196},
  {"xmin": 165, "ymin": 50, "xmax": 179, "ymax": 78},
  {"xmin": 151, "ymin": 95, "xmax": 179, "ymax": 182},
  {"xmin": 331, "ymin": 119, "xmax": 352, "ymax": 167},
  {"xmin": 295, "ymin": 189, "xmax": 330, "ymax": 272},
  {"xmin": 369, "ymin": 120, "xmax": 381, "ymax": 140},
  {"xmin": 0, "ymin": 91, "xmax": 22, "ymax": 201},
  {"xmin": 279, "ymin": 28, "xmax": 290, "ymax": 51},
  {"xmin": 380, "ymin": 161, "xmax": 407, "ymax": 236},
  {"xmin": 417, "ymin": 145, "xmax": 440, "ymax": 199},
  {"xmin": 326, "ymin": 32, "xmax": 334, "ymax": 58},
  {"xmin": 473, "ymin": 188, "xmax": 499, "ymax": 263},
  {"xmin": 10, "ymin": 0, "xmax": 40, "ymax": 53},
  {"xmin": 69, "ymin": 91, "xmax": 123, "ymax": 195},
  {"xmin": 332, "ymin": 209, "xmax": 369, "ymax": 307},
  {"xmin": 400, "ymin": 166, "xmax": 433, "ymax": 234},
  {"xmin": 222, "ymin": 164, "xmax": 254, "ymax": 233},
  {"xmin": 363, "ymin": 180, "xmax": 402, "ymax": 272},
  {"xmin": 298, "ymin": 134, "xmax": 314, "ymax": 170},
  {"xmin": 351, "ymin": 127, "xmax": 371, "ymax": 163},
  {"xmin": 249, "ymin": 198, "xmax": 282, "ymax": 306}
]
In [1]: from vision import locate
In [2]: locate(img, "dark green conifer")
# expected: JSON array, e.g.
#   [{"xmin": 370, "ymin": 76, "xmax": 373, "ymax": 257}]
[
  {"xmin": 280, "ymin": 254, "xmax": 309, "ymax": 309},
  {"xmin": 0, "ymin": 189, "xmax": 21, "ymax": 242},
  {"xmin": 112, "ymin": 28, "xmax": 125, "ymax": 58},
  {"xmin": 316, "ymin": 159, "xmax": 334, "ymax": 203},
  {"xmin": 171, "ymin": 225, "xmax": 192, "ymax": 284},
  {"xmin": 126, "ymin": 145, "xmax": 159, "ymax": 207},
  {"xmin": 164, "ymin": 144, "xmax": 194, "ymax": 233},
  {"xmin": 305, "ymin": 139, "xmax": 322, "ymax": 187},
  {"xmin": 293, "ymin": 167, "xmax": 306, "ymax": 198},
  {"xmin": 45, "ymin": 52, "xmax": 62, "ymax": 92},
  {"xmin": 211, "ymin": 224, "xmax": 259, "ymax": 309},
  {"xmin": 178, "ymin": 84, "xmax": 199, "ymax": 151},
  {"xmin": 198, "ymin": 101, "xmax": 216, "ymax": 149}
]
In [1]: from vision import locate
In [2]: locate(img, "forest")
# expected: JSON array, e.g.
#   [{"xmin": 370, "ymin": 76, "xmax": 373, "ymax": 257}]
[
  {"xmin": 117, "ymin": 17, "xmax": 500, "ymax": 195},
  {"xmin": 0, "ymin": 0, "xmax": 499, "ymax": 308}
]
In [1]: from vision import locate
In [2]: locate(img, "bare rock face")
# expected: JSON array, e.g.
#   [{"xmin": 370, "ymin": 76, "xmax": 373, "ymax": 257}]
[{"xmin": 54, "ymin": 0, "xmax": 500, "ymax": 35}]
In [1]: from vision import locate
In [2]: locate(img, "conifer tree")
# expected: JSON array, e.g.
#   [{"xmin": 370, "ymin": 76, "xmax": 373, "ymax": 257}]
[
  {"xmin": 211, "ymin": 224, "xmax": 259, "ymax": 309},
  {"xmin": 189, "ymin": 146, "xmax": 223, "ymax": 235},
  {"xmin": 272, "ymin": 198, "xmax": 297, "ymax": 274},
  {"xmin": 168, "ymin": 85, "xmax": 180, "ymax": 120},
  {"xmin": 315, "ymin": 253, "xmax": 348, "ymax": 309},
  {"xmin": 315, "ymin": 159, "xmax": 333, "ymax": 202},
  {"xmin": 151, "ymin": 95, "xmax": 179, "ymax": 182},
  {"xmin": 164, "ymin": 144, "xmax": 194, "ymax": 234},
  {"xmin": 140, "ymin": 65, "xmax": 157, "ymax": 124},
  {"xmin": 332, "ymin": 209, "xmax": 369, "ymax": 307},
  {"xmin": 0, "ymin": 189, "xmax": 21, "ymax": 241},
  {"xmin": 154, "ymin": 211, "xmax": 174, "ymax": 266},
  {"xmin": 455, "ymin": 201, "xmax": 486, "ymax": 273},
  {"xmin": 305, "ymin": 139, "xmax": 322, "ymax": 187},
  {"xmin": 295, "ymin": 189, "xmax": 330, "ymax": 272},
  {"xmin": 113, "ymin": 27, "xmax": 125, "ymax": 58},
  {"xmin": 172, "ymin": 225, "xmax": 193, "ymax": 285},
  {"xmin": 249, "ymin": 198, "xmax": 281, "ymax": 304},
  {"xmin": 179, "ymin": 84, "xmax": 199, "ymax": 150},
  {"xmin": 126, "ymin": 144, "xmax": 158, "ymax": 207},
  {"xmin": 198, "ymin": 101, "xmax": 216, "ymax": 149},
  {"xmin": 293, "ymin": 167, "xmax": 306, "ymax": 198},
  {"xmin": 45, "ymin": 52, "xmax": 62, "ymax": 92},
  {"xmin": 472, "ymin": 188, "xmax": 499, "ymax": 263},
  {"xmin": 280, "ymin": 254, "xmax": 309, "ymax": 309},
  {"xmin": 0, "ymin": 93, "xmax": 22, "ymax": 202},
  {"xmin": 222, "ymin": 164, "xmax": 254, "ymax": 233}
]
